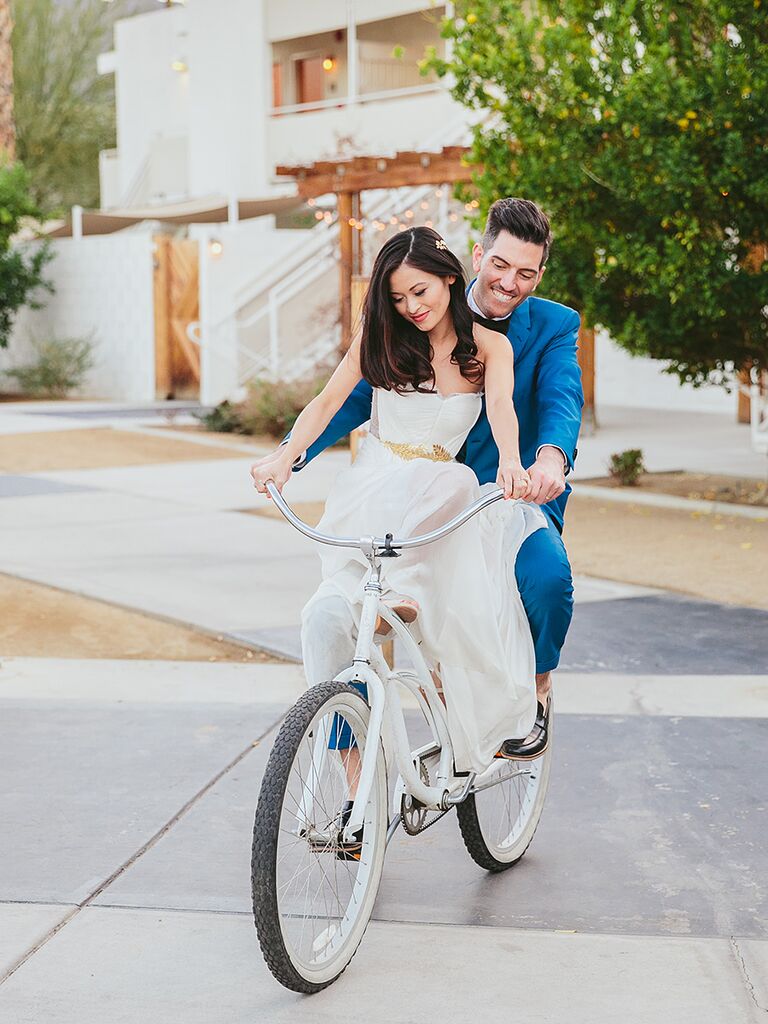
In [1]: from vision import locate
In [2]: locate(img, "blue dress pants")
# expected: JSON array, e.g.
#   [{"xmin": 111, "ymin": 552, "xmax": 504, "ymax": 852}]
[{"xmin": 515, "ymin": 508, "xmax": 574, "ymax": 675}]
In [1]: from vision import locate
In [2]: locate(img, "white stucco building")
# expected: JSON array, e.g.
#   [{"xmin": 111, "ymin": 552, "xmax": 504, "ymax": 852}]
[{"xmin": 3, "ymin": 0, "xmax": 741, "ymax": 419}]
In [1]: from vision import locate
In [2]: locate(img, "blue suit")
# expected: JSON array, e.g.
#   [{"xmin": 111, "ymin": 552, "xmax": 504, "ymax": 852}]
[{"xmin": 298, "ymin": 294, "xmax": 583, "ymax": 673}]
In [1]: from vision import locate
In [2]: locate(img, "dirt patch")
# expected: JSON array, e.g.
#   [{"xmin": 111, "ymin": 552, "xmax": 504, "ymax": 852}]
[
  {"xmin": 0, "ymin": 428, "xmax": 256, "ymax": 473},
  {"xmin": 582, "ymin": 471, "xmax": 768, "ymax": 508},
  {"xmin": 157, "ymin": 424, "xmax": 279, "ymax": 448},
  {"xmin": 0, "ymin": 573, "xmax": 282, "ymax": 662},
  {"xmin": 565, "ymin": 495, "xmax": 768, "ymax": 610}
]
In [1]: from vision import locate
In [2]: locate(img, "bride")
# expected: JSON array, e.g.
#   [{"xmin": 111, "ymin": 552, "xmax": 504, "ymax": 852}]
[{"xmin": 251, "ymin": 226, "xmax": 546, "ymax": 776}]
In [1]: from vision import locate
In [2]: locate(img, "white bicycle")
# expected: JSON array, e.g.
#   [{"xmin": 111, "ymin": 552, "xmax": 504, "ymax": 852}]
[{"xmin": 251, "ymin": 482, "xmax": 553, "ymax": 993}]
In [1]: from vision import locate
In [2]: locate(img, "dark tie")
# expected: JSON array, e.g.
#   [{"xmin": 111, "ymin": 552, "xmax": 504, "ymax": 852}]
[{"xmin": 472, "ymin": 311, "xmax": 511, "ymax": 335}]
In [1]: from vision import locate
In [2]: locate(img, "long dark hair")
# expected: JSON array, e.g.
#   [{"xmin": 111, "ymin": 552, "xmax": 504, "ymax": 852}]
[{"xmin": 360, "ymin": 226, "xmax": 483, "ymax": 394}]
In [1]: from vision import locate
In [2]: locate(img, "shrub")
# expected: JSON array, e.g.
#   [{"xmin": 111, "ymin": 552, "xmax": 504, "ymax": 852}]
[
  {"xmin": 239, "ymin": 375, "xmax": 328, "ymax": 438},
  {"xmin": 197, "ymin": 399, "xmax": 246, "ymax": 434},
  {"xmin": 608, "ymin": 449, "xmax": 646, "ymax": 487},
  {"xmin": 4, "ymin": 334, "xmax": 95, "ymax": 398}
]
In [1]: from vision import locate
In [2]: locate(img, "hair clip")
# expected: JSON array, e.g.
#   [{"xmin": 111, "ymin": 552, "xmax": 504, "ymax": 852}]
[{"xmin": 435, "ymin": 238, "xmax": 448, "ymax": 250}]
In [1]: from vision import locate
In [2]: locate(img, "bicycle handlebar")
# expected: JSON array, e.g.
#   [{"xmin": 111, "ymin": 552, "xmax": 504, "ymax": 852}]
[{"xmin": 264, "ymin": 481, "xmax": 508, "ymax": 552}]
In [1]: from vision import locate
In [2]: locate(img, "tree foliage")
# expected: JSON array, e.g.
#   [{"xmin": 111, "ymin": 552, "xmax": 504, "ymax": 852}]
[
  {"xmin": 0, "ymin": 160, "xmax": 52, "ymax": 348},
  {"xmin": 11, "ymin": 0, "xmax": 123, "ymax": 215},
  {"xmin": 427, "ymin": 0, "xmax": 768, "ymax": 386}
]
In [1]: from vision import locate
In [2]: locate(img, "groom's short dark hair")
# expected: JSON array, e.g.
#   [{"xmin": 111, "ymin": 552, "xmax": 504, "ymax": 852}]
[{"xmin": 483, "ymin": 198, "xmax": 552, "ymax": 266}]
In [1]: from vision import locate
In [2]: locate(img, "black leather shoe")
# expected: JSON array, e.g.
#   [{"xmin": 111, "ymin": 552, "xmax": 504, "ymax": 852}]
[
  {"xmin": 495, "ymin": 696, "xmax": 551, "ymax": 761},
  {"xmin": 336, "ymin": 799, "xmax": 364, "ymax": 862}
]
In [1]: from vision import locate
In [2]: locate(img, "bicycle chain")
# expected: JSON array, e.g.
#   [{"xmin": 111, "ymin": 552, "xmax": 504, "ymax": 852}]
[
  {"xmin": 399, "ymin": 758, "xmax": 453, "ymax": 836},
  {"xmin": 400, "ymin": 803, "xmax": 451, "ymax": 836}
]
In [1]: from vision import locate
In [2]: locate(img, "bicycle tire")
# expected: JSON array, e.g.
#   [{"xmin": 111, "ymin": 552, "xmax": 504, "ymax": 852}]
[
  {"xmin": 456, "ymin": 709, "xmax": 553, "ymax": 872},
  {"xmin": 251, "ymin": 680, "xmax": 387, "ymax": 993}
]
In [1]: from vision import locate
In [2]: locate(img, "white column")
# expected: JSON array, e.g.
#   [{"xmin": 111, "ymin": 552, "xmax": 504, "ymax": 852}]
[
  {"xmin": 347, "ymin": 1, "xmax": 358, "ymax": 103},
  {"xmin": 71, "ymin": 205, "xmax": 83, "ymax": 241}
]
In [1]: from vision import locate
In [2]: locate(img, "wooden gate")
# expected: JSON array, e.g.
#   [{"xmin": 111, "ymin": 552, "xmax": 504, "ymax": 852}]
[{"xmin": 153, "ymin": 235, "xmax": 201, "ymax": 399}]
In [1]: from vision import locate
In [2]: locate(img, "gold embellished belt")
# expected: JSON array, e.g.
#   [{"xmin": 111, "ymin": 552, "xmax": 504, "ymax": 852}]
[{"xmin": 379, "ymin": 439, "xmax": 453, "ymax": 462}]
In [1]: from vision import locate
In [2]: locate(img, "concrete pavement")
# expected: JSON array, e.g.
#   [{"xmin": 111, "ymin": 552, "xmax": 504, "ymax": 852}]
[{"xmin": 0, "ymin": 658, "xmax": 766, "ymax": 1021}]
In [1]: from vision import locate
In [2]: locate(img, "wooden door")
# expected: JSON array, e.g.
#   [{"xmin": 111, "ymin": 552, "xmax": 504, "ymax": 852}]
[
  {"xmin": 296, "ymin": 57, "xmax": 324, "ymax": 105},
  {"xmin": 153, "ymin": 235, "xmax": 201, "ymax": 399}
]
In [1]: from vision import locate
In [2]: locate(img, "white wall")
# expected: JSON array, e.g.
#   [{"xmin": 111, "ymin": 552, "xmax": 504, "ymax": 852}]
[
  {"xmin": 114, "ymin": 7, "xmax": 191, "ymax": 203},
  {"xmin": 595, "ymin": 329, "xmax": 737, "ymax": 415},
  {"xmin": 1, "ymin": 236, "xmax": 156, "ymax": 403},
  {"xmin": 186, "ymin": 0, "xmax": 271, "ymax": 198}
]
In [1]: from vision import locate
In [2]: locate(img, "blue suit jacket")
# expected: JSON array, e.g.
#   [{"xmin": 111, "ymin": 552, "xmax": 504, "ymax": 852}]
[{"xmin": 297, "ymin": 294, "xmax": 583, "ymax": 532}]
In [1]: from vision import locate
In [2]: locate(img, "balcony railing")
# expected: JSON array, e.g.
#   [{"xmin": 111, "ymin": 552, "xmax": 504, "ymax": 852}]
[{"xmin": 270, "ymin": 81, "xmax": 441, "ymax": 117}]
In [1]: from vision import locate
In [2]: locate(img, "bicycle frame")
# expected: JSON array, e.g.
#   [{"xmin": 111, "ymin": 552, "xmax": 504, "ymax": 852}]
[{"xmin": 264, "ymin": 481, "xmax": 527, "ymax": 841}]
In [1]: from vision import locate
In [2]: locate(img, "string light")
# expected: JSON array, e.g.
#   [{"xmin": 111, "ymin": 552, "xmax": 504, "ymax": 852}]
[
  {"xmin": 419, "ymin": 200, "xmax": 429, "ymax": 210},
  {"xmin": 389, "ymin": 216, "xmax": 398, "ymax": 225},
  {"xmin": 314, "ymin": 210, "xmax": 324, "ymax": 220},
  {"xmin": 404, "ymin": 209, "xmax": 414, "ymax": 219},
  {"xmin": 425, "ymin": 220, "xmax": 433, "ymax": 228},
  {"xmin": 307, "ymin": 198, "xmax": 316, "ymax": 207}
]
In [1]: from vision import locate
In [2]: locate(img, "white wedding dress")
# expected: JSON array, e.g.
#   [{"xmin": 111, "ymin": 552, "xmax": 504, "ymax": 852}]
[{"xmin": 303, "ymin": 387, "xmax": 547, "ymax": 773}]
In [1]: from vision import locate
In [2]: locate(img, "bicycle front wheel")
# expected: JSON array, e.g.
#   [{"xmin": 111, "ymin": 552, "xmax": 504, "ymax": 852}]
[
  {"xmin": 251, "ymin": 681, "xmax": 387, "ymax": 993},
  {"xmin": 456, "ymin": 708, "xmax": 553, "ymax": 872}
]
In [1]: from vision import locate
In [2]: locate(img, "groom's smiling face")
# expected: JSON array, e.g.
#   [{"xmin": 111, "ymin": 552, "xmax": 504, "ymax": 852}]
[{"xmin": 471, "ymin": 230, "xmax": 546, "ymax": 319}]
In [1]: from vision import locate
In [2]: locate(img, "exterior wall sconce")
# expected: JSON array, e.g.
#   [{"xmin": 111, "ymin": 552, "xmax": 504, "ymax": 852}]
[
  {"xmin": 322, "ymin": 57, "xmax": 336, "ymax": 72},
  {"xmin": 171, "ymin": 59, "xmax": 188, "ymax": 72},
  {"xmin": 208, "ymin": 239, "xmax": 224, "ymax": 258}
]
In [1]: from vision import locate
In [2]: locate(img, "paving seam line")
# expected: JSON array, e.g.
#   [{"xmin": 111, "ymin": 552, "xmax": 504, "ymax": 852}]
[
  {"xmin": 574, "ymin": 483, "xmax": 768, "ymax": 521},
  {"xmin": 729, "ymin": 936, "xmax": 768, "ymax": 1015},
  {"xmin": 0, "ymin": 710, "xmax": 288, "ymax": 988},
  {"xmin": 21, "ymin": 902, "xmax": 768, "ymax": 947}
]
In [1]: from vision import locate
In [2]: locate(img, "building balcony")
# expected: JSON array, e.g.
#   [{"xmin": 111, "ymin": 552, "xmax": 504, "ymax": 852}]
[{"xmin": 267, "ymin": 86, "xmax": 464, "ymax": 168}]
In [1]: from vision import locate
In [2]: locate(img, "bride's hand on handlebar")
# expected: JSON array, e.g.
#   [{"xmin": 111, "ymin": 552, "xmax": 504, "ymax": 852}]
[
  {"xmin": 250, "ymin": 450, "xmax": 293, "ymax": 496},
  {"xmin": 497, "ymin": 459, "xmax": 531, "ymax": 500}
]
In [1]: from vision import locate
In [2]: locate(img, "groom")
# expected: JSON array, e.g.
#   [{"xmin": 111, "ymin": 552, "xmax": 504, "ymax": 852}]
[{"xmin": 296, "ymin": 197, "xmax": 582, "ymax": 757}]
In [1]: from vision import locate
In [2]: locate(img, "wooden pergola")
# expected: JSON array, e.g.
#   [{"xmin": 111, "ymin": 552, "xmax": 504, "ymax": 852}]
[
  {"xmin": 276, "ymin": 148, "xmax": 595, "ymax": 422},
  {"xmin": 277, "ymin": 147, "xmax": 475, "ymax": 348}
]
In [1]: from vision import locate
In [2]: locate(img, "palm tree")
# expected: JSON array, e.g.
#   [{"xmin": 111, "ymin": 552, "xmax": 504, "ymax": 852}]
[{"xmin": 0, "ymin": 0, "xmax": 14, "ymax": 161}]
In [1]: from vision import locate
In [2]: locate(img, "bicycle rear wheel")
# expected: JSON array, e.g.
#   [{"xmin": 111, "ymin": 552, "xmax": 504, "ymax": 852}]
[
  {"xmin": 456, "ymin": 707, "xmax": 553, "ymax": 872},
  {"xmin": 252, "ymin": 681, "xmax": 387, "ymax": 993}
]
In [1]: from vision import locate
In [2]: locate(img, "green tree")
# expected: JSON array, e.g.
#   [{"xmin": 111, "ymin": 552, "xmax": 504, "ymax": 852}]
[
  {"xmin": 427, "ymin": 0, "xmax": 768, "ymax": 386},
  {"xmin": 11, "ymin": 0, "xmax": 122, "ymax": 215},
  {"xmin": 0, "ymin": 160, "xmax": 53, "ymax": 348}
]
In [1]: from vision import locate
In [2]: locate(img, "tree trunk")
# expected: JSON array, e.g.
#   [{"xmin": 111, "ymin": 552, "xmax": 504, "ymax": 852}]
[{"xmin": 0, "ymin": 0, "xmax": 15, "ymax": 162}]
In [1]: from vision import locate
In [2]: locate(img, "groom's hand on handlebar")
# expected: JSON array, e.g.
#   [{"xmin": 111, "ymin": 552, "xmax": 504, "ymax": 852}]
[{"xmin": 523, "ymin": 447, "xmax": 567, "ymax": 505}]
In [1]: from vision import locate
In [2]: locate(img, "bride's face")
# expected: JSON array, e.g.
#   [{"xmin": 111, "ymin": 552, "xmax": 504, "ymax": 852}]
[{"xmin": 389, "ymin": 263, "xmax": 455, "ymax": 333}]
